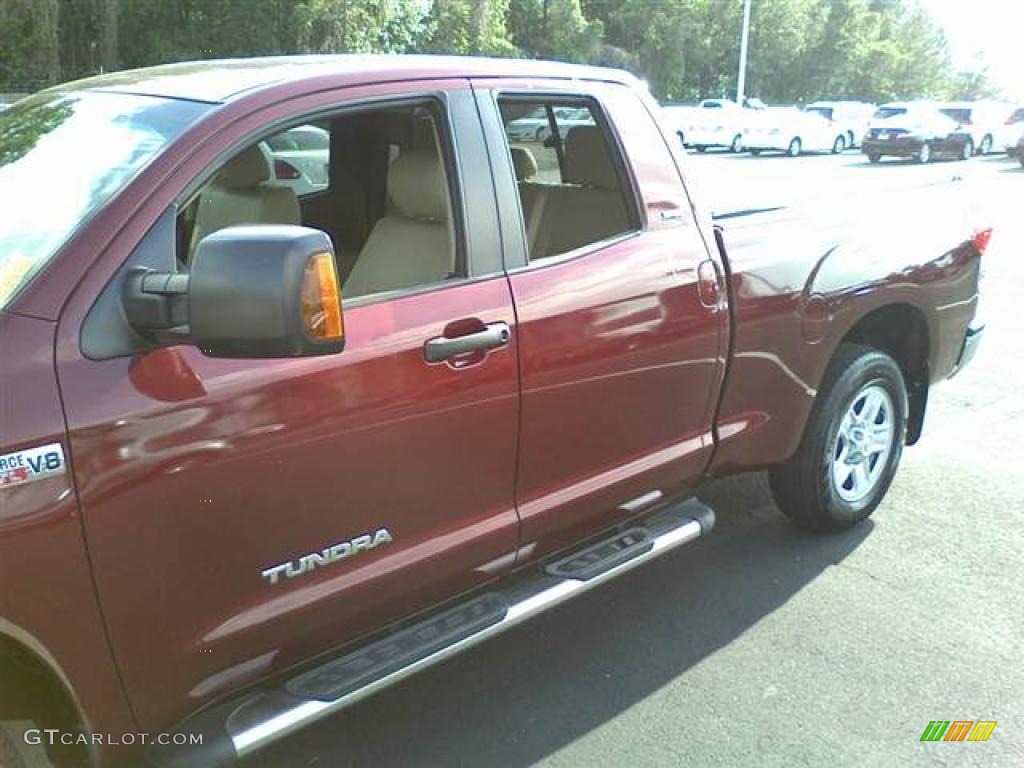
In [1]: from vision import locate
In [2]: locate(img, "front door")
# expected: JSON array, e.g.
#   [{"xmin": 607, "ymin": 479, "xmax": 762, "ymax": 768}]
[{"xmin": 56, "ymin": 86, "xmax": 521, "ymax": 729}]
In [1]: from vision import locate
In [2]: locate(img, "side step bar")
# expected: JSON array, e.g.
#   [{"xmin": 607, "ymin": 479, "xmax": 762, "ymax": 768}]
[{"xmin": 154, "ymin": 498, "xmax": 714, "ymax": 767}]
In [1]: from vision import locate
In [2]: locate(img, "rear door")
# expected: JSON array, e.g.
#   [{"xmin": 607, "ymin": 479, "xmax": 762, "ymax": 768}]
[
  {"xmin": 55, "ymin": 83, "xmax": 521, "ymax": 729},
  {"xmin": 473, "ymin": 79, "xmax": 729, "ymax": 557}
]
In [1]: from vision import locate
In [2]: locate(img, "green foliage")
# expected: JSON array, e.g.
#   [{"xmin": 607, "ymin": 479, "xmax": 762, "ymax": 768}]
[
  {"xmin": 420, "ymin": 0, "xmax": 516, "ymax": 56},
  {"xmin": 0, "ymin": 0, "xmax": 1003, "ymax": 104},
  {"xmin": 0, "ymin": 96, "xmax": 72, "ymax": 165},
  {"xmin": 509, "ymin": 0, "xmax": 602, "ymax": 63}
]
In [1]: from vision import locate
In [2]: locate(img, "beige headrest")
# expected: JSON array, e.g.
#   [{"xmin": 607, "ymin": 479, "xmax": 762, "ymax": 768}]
[
  {"xmin": 510, "ymin": 147, "xmax": 538, "ymax": 181},
  {"xmin": 216, "ymin": 145, "xmax": 271, "ymax": 189},
  {"xmin": 562, "ymin": 126, "xmax": 619, "ymax": 190},
  {"xmin": 388, "ymin": 150, "xmax": 447, "ymax": 222}
]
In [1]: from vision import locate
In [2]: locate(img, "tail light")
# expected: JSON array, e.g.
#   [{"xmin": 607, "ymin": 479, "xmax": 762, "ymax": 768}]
[
  {"xmin": 274, "ymin": 158, "xmax": 301, "ymax": 180},
  {"xmin": 972, "ymin": 227, "xmax": 993, "ymax": 255}
]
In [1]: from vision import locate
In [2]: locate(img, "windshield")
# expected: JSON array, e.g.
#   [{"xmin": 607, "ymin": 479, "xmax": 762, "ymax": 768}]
[
  {"xmin": 873, "ymin": 107, "xmax": 907, "ymax": 120},
  {"xmin": 0, "ymin": 91, "xmax": 209, "ymax": 309},
  {"xmin": 806, "ymin": 107, "xmax": 834, "ymax": 120}
]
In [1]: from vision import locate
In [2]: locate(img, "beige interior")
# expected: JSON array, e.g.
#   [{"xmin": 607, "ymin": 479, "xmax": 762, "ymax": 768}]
[
  {"xmin": 343, "ymin": 149, "xmax": 453, "ymax": 298},
  {"xmin": 518, "ymin": 126, "xmax": 633, "ymax": 260},
  {"xmin": 189, "ymin": 144, "xmax": 300, "ymax": 259}
]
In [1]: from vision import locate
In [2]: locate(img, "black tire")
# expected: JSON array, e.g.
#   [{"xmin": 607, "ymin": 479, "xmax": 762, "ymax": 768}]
[
  {"xmin": 729, "ymin": 134, "xmax": 743, "ymax": 153},
  {"xmin": 695, "ymin": 145, "xmax": 707, "ymax": 153},
  {"xmin": 750, "ymin": 148, "xmax": 762, "ymax": 156},
  {"xmin": 677, "ymin": 131, "xmax": 686, "ymax": 148},
  {"xmin": 960, "ymin": 138, "xmax": 974, "ymax": 161},
  {"xmin": 831, "ymin": 135, "xmax": 846, "ymax": 154},
  {"xmin": 979, "ymin": 135, "xmax": 992, "ymax": 155},
  {"xmin": 916, "ymin": 143, "xmax": 932, "ymax": 164},
  {"xmin": 867, "ymin": 153, "xmax": 881, "ymax": 164},
  {"xmin": 787, "ymin": 137, "xmax": 802, "ymax": 157},
  {"xmin": 769, "ymin": 344, "xmax": 908, "ymax": 532}
]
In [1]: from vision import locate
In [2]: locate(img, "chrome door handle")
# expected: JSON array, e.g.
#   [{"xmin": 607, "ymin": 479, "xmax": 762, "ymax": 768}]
[{"xmin": 424, "ymin": 322, "xmax": 511, "ymax": 363}]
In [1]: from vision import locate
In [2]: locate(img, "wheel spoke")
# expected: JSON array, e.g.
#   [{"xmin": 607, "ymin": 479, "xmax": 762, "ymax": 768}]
[
  {"xmin": 862, "ymin": 390, "xmax": 884, "ymax": 424},
  {"xmin": 867, "ymin": 425, "xmax": 891, "ymax": 454},
  {"xmin": 852, "ymin": 462, "xmax": 871, "ymax": 493},
  {"xmin": 834, "ymin": 461, "xmax": 854, "ymax": 491}
]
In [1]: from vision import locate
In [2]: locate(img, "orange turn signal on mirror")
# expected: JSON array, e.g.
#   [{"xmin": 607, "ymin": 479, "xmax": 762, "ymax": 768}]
[{"xmin": 301, "ymin": 252, "xmax": 344, "ymax": 341}]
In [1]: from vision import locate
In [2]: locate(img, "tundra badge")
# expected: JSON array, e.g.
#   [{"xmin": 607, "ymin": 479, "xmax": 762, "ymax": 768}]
[
  {"xmin": 261, "ymin": 528, "xmax": 394, "ymax": 585},
  {"xmin": 0, "ymin": 443, "xmax": 66, "ymax": 488}
]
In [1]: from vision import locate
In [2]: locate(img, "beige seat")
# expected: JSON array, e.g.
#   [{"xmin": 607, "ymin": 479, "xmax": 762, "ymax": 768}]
[
  {"xmin": 532, "ymin": 126, "xmax": 632, "ymax": 259},
  {"xmin": 510, "ymin": 146, "xmax": 538, "ymax": 181},
  {"xmin": 189, "ymin": 144, "xmax": 301, "ymax": 259},
  {"xmin": 510, "ymin": 147, "xmax": 550, "ymax": 255},
  {"xmin": 344, "ymin": 150, "xmax": 453, "ymax": 298}
]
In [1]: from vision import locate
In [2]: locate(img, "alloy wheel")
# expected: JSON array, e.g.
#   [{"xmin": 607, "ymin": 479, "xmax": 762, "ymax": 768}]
[{"xmin": 829, "ymin": 383, "xmax": 895, "ymax": 504}]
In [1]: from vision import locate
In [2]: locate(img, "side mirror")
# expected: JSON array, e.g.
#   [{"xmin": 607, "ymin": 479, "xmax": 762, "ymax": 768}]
[{"xmin": 123, "ymin": 225, "xmax": 345, "ymax": 358}]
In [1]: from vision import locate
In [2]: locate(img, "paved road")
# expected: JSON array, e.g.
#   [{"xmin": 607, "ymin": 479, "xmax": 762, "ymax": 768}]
[{"xmin": 247, "ymin": 150, "xmax": 1024, "ymax": 768}]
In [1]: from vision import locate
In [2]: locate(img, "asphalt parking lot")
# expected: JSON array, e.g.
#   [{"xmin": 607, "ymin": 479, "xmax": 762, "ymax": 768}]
[{"xmin": 247, "ymin": 150, "xmax": 1024, "ymax": 768}]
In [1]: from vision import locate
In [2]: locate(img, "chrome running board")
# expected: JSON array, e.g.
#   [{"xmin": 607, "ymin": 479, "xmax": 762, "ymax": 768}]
[{"xmin": 154, "ymin": 498, "xmax": 714, "ymax": 767}]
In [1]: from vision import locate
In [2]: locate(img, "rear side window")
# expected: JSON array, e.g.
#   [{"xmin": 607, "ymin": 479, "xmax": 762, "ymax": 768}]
[
  {"xmin": 940, "ymin": 108, "xmax": 971, "ymax": 124},
  {"xmin": 874, "ymin": 107, "xmax": 907, "ymax": 119},
  {"xmin": 498, "ymin": 98, "xmax": 637, "ymax": 262}
]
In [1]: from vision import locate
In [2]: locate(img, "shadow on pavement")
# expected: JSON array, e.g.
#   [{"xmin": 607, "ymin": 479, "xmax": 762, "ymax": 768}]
[{"xmin": 244, "ymin": 472, "xmax": 873, "ymax": 768}]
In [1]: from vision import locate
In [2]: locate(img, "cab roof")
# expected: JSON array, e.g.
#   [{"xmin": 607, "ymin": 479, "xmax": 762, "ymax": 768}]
[{"xmin": 47, "ymin": 55, "xmax": 639, "ymax": 104}]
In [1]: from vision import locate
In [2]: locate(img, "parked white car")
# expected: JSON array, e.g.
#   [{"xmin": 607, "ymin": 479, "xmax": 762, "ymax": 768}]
[
  {"xmin": 803, "ymin": 101, "xmax": 875, "ymax": 148},
  {"xmin": 938, "ymin": 101, "xmax": 1017, "ymax": 155},
  {"xmin": 996, "ymin": 105, "xmax": 1024, "ymax": 154},
  {"xmin": 744, "ymin": 107, "xmax": 850, "ymax": 156},
  {"xmin": 683, "ymin": 99, "xmax": 757, "ymax": 153},
  {"xmin": 506, "ymin": 106, "xmax": 592, "ymax": 142},
  {"xmin": 659, "ymin": 103, "xmax": 700, "ymax": 148},
  {"xmin": 261, "ymin": 125, "xmax": 330, "ymax": 196}
]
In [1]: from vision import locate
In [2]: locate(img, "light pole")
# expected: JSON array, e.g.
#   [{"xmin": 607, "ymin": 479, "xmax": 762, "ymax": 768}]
[{"xmin": 736, "ymin": 0, "xmax": 752, "ymax": 105}]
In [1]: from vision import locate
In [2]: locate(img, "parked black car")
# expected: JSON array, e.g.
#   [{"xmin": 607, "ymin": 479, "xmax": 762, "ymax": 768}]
[{"xmin": 862, "ymin": 103, "xmax": 971, "ymax": 164}]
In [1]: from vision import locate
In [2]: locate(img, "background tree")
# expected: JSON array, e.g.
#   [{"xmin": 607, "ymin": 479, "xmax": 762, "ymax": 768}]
[{"xmin": 0, "ymin": 0, "xmax": 1005, "ymax": 105}]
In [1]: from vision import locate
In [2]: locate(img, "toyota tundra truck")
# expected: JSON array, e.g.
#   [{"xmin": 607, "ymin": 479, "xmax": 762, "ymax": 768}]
[{"xmin": 0, "ymin": 56, "xmax": 989, "ymax": 768}]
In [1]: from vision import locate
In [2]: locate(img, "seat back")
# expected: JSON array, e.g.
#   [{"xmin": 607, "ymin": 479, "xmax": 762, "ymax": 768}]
[
  {"xmin": 532, "ymin": 126, "xmax": 632, "ymax": 260},
  {"xmin": 343, "ymin": 150, "xmax": 453, "ymax": 298},
  {"xmin": 510, "ymin": 146, "xmax": 551, "ymax": 254},
  {"xmin": 189, "ymin": 145, "xmax": 300, "ymax": 259}
]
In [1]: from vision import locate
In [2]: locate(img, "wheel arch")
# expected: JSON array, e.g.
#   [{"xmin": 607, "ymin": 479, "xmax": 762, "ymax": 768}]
[
  {"xmin": 835, "ymin": 302, "xmax": 930, "ymax": 445},
  {"xmin": 0, "ymin": 626, "xmax": 96, "ymax": 766}
]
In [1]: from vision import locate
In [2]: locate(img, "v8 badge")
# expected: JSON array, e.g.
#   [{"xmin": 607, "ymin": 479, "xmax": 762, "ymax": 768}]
[{"xmin": 0, "ymin": 443, "xmax": 66, "ymax": 488}]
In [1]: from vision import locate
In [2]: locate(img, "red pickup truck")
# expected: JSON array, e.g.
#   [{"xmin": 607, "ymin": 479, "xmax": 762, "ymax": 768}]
[{"xmin": 0, "ymin": 56, "xmax": 987, "ymax": 767}]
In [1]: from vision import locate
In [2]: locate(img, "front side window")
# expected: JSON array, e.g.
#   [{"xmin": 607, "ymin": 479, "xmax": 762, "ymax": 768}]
[
  {"xmin": 0, "ymin": 91, "xmax": 209, "ymax": 309},
  {"xmin": 262, "ymin": 124, "xmax": 331, "ymax": 195},
  {"xmin": 498, "ymin": 98, "xmax": 636, "ymax": 261},
  {"xmin": 178, "ymin": 103, "xmax": 458, "ymax": 300}
]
